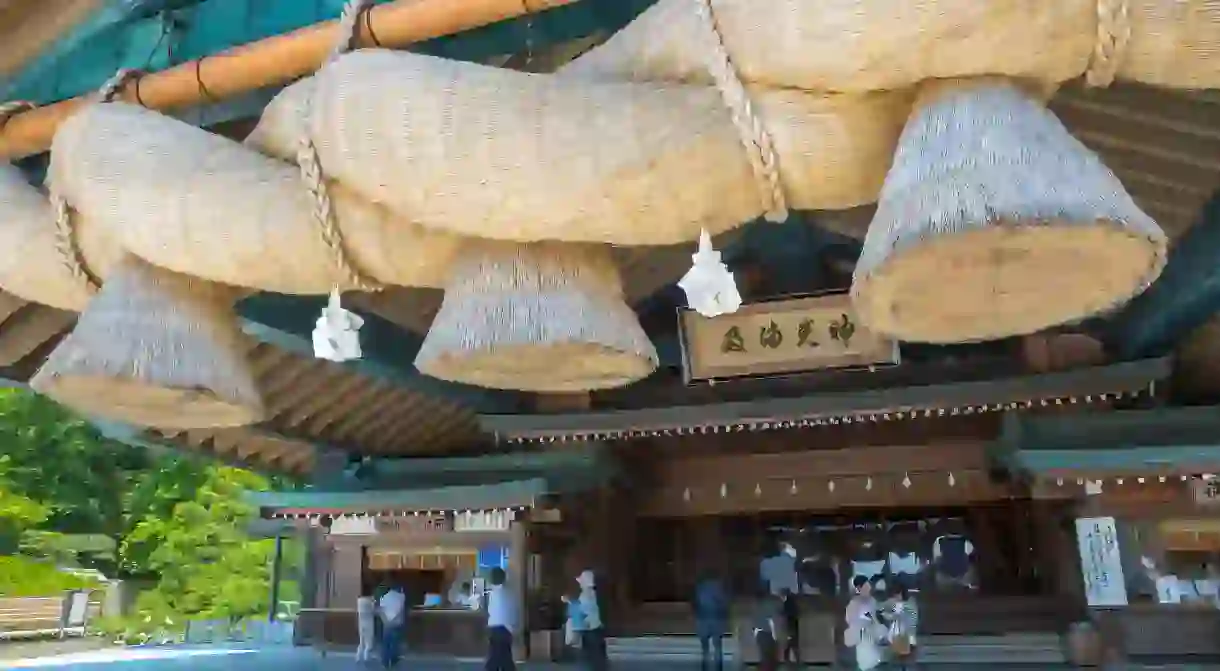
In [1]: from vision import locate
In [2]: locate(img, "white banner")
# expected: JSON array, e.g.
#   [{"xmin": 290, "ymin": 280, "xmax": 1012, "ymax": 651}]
[{"xmin": 1075, "ymin": 517, "xmax": 1128, "ymax": 607}]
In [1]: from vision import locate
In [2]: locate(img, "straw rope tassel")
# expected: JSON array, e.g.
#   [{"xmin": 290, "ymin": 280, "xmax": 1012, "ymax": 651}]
[
  {"xmin": 1086, "ymin": 0, "xmax": 1131, "ymax": 88},
  {"xmin": 297, "ymin": 0, "xmax": 384, "ymax": 292},
  {"xmin": 691, "ymin": 0, "xmax": 787, "ymax": 222}
]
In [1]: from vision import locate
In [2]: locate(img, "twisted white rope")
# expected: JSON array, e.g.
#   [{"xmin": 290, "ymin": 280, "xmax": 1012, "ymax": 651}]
[
  {"xmin": 691, "ymin": 0, "xmax": 787, "ymax": 222},
  {"xmin": 1086, "ymin": 0, "xmax": 1131, "ymax": 87},
  {"xmin": 297, "ymin": 0, "xmax": 384, "ymax": 292}
]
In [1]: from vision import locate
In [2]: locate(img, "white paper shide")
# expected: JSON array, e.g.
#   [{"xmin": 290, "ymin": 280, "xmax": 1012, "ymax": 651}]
[
  {"xmin": 312, "ymin": 288, "xmax": 365, "ymax": 362},
  {"xmin": 678, "ymin": 229, "xmax": 742, "ymax": 318}
]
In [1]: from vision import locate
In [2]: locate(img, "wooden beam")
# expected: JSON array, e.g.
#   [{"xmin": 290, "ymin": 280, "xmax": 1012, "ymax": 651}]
[
  {"xmin": 0, "ymin": 0, "xmax": 100, "ymax": 79},
  {"xmin": 1106, "ymin": 189, "xmax": 1220, "ymax": 358},
  {"xmin": 484, "ymin": 357, "xmax": 1171, "ymax": 441}
]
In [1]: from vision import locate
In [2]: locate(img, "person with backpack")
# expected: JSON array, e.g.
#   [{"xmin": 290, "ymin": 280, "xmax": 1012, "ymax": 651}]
[{"xmin": 693, "ymin": 572, "xmax": 729, "ymax": 671}]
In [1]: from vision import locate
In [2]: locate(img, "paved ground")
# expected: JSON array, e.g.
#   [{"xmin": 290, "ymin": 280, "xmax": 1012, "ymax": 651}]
[{"xmin": 3, "ymin": 646, "xmax": 1219, "ymax": 670}]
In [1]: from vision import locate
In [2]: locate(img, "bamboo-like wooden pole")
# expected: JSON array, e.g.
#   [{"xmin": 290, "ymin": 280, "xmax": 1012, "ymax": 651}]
[{"xmin": 0, "ymin": 0, "xmax": 580, "ymax": 160}]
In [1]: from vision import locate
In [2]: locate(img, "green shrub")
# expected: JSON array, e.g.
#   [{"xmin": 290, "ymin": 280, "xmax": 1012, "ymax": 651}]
[{"xmin": 0, "ymin": 555, "xmax": 98, "ymax": 596}]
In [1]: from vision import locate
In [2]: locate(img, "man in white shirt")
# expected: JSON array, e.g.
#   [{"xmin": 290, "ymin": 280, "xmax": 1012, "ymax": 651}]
[
  {"xmin": 485, "ymin": 567, "xmax": 517, "ymax": 671},
  {"xmin": 378, "ymin": 584, "xmax": 407, "ymax": 669}
]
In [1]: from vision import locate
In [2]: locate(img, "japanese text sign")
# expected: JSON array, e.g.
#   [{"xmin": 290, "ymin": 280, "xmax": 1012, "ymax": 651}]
[{"xmin": 678, "ymin": 293, "xmax": 899, "ymax": 382}]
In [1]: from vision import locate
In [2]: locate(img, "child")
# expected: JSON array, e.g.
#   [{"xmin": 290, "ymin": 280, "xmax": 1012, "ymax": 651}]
[{"xmin": 886, "ymin": 585, "xmax": 919, "ymax": 669}]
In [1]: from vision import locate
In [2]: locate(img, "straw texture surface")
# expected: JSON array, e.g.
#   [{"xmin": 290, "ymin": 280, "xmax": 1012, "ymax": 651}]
[
  {"xmin": 50, "ymin": 102, "xmax": 459, "ymax": 294},
  {"xmin": 30, "ymin": 255, "xmax": 264, "ymax": 428},
  {"xmin": 248, "ymin": 50, "xmax": 909, "ymax": 245},
  {"xmin": 852, "ymin": 79, "xmax": 1167, "ymax": 344},
  {"xmin": 415, "ymin": 240, "xmax": 658, "ymax": 392},
  {"xmin": 563, "ymin": 0, "xmax": 1220, "ymax": 90},
  {"xmin": 0, "ymin": 163, "xmax": 121, "ymax": 311}
]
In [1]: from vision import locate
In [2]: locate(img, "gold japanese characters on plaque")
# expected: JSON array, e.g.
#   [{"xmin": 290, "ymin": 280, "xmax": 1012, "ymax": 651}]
[{"xmin": 678, "ymin": 293, "xmax": 900, "ymax": 382}]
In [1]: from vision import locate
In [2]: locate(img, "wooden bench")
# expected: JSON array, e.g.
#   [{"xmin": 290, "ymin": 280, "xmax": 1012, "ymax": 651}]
[{"xmin": 0, "ymin": 594, "xmax": 100, "ymax": 640}]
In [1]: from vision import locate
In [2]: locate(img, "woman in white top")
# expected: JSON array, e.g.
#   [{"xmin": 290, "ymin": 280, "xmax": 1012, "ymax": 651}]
[
  {"xmin": 844, "ymin": 576, "xmax": 884, "ymax": 670},
  {"xmin": 356, "ymin": 592, "xmax": 375, "ymax": 662}
]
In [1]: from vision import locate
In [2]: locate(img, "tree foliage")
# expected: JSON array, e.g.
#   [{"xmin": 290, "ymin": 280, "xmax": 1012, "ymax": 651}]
[{"xmin": 0, "ymin": 387, "xmax": 302, "ymax": 624}]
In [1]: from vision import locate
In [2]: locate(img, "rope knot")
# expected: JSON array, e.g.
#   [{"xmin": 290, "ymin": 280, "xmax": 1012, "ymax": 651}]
[{"xmin": 1086, "ymin": 0, "xmax": 1131, "ymax": 87}]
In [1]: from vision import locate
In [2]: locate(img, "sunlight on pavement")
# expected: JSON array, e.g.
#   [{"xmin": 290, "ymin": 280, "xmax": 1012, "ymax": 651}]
[{"xmin": 6, "ymin": 647, "xmax": 261, "ymax": 669}]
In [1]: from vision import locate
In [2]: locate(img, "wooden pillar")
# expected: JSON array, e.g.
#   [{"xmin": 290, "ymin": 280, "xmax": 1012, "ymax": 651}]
[
  {"xmin": 294, "ymin": 527, "xmax": 321, "ymax": 646},
  {"xmin": 510, "ymin": 519, "xmax": 529, "ymax": 660},
  {"xmin": 330, "ymin": 543, "xmax": 363, "ymax": 609},
  {"xmin": 269, "ymin": 534, "xmax": 285, "ymax": 623}
]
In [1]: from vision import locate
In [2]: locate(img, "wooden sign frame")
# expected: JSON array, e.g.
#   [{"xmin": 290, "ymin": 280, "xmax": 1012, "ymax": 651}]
[{"xmin": 677, "ymin": 291, "xmax": 900, "ymax": 384}]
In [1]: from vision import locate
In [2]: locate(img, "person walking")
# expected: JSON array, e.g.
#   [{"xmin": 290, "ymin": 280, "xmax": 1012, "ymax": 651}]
[
  {"xmin": 356, "ymin": 590, "xmax": 376, "ymax": 663},
  {"xmin": 693, "ymin": 573, "xmax": 729, "ymax": 671},
  {"xmin": 752, "ymin": 591, "xmax": 784, "ymax": 671},
  {"xmin": 377, "ymin": 584, "xmax": 407, "ymax": 669},
  {"xmin": 575, "ymin": 570, "xmax": 608, "ymax": 670},
  {"xmin": 485, "ymin": 567, "xmax": 518, "ymax": 671},
  {"xmin": 780, "ymin": 587, "xmax": 801, "ymax": 665}
]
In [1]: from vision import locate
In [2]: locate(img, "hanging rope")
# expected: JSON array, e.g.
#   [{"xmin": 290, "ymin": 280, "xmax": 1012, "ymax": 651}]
[
  {"xmin": 1086, "ymin": 0, "xmax": 1131, "ymax": 87},
  {"xmin": 297, "ymin": 0, "xmax": 384, "ymax": 292},
  {"xmin": 691, "ymin": 0, "xmax": 788, "ymax": 222}
]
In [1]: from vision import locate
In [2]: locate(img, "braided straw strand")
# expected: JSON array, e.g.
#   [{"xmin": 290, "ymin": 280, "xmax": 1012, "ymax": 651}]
[
  {"xmin": 1086, "ymin": 0, "xmax": 1131, "ymax": 87},
  {"xmin": 298, "ymin": 0, "xmax": 384, "ymax": 292},
  {"xmin": 691, "ymin": 0, "xmax": 787, "ymax": 222},
  {"xmin": 11, "ymin": 94, "xmax": 100, "ymax": 297}
]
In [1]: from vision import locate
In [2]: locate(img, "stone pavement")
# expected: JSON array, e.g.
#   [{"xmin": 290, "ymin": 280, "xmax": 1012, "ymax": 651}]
[{"xmin": 4, "ymin": 646, "xmax": 1217, "ymax": 670}]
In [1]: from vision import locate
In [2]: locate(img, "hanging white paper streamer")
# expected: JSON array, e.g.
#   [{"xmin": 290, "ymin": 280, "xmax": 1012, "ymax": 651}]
[
  {"xmin": 678, "ymin": 229, "xmax": 742, "ymax": 318},
  {"xmin": 312, "ymin": 288, "xmax": 365, "ymax": 362}
]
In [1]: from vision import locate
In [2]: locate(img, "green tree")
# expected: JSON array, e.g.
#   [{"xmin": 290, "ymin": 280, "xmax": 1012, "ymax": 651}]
[
  {"xmin": 0, "ymin": 456, "xmax": 48, "ymax": 555},
  {"xmin": 0, "ymin": 388, "xmax": 149, "ymax": 573},
  {"xmin": 125, "ymin": 465, "xmax": 282, "ymax": 620}
]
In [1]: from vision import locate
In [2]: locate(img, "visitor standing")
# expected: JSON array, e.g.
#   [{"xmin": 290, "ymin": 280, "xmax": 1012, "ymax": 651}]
[
  {"xmin": 780, "ymin": 587, "xmax": 801, "ymax": 665},
  {"xmin": 378, "ymin": 584, "xmax": 407, "ymax": 669},
  {"xmin": 886, "ymin": 585, "xmax": 919, "ymax": 670},
  {"xmin": 575, "ymin": 570, "xmax": 609, "ymax": 670},
  {"xmin": 844, "ymin": 576, "xmax": 883, "ymax": 671},
  {"xmin": 356, "ymin": 590, "xmax": 376, "ymax": 662},
  {"xmin": 751, "ymin": 591, "xmax": 783, "ymax": 671},
  {"xmin": 485, "ymin": 567, "xmax": 518, "ymax": 671},
  {"xmin": 693, "ymin": 572, "xmax": 729, "ymax": 671}
]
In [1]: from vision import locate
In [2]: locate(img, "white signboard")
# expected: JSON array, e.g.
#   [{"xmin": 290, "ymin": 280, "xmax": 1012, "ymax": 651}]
[
  {"xmin": 454, "ymin": 509, "xmax": 513, "ymax": 532},
  {"xmin": 1075, "ymin": 517, "xmax": 1128, "ymax": 607},
  {"xmin": 328, "ymin": 516, "xmax": 378, "ymax": 536}
]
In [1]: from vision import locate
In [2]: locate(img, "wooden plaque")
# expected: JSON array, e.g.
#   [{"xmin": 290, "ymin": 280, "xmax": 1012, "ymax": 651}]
[{"xmin": 678, "ymin": 293, "xmax": 899, "ymax": 383}]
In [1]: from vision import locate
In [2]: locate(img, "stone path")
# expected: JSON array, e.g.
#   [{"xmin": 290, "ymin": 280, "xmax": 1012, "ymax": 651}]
[{"xmin": 3, "ymin": 646, "xmax": 1216, "ymax": 670}]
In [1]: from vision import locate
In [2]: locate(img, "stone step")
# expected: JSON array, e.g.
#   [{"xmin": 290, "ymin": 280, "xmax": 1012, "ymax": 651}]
[
  {"xmin": 607, "ymin": 636, "xmax": 737, "ymax": 660},
  {"xmin": 918, "ymin": 633, "xmax": 1066, "ymax": 665}
]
